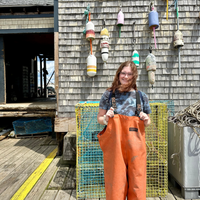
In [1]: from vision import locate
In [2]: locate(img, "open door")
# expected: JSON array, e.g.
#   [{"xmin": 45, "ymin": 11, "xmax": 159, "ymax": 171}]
[{"xmin": 0, "ymin": 36, "xmax": 6, "ymax": 104}]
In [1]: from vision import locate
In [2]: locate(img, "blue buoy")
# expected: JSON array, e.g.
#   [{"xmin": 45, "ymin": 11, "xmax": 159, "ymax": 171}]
[{"xmin": 149, "ymin": 10, "xmax": 159, "ymax": 29}]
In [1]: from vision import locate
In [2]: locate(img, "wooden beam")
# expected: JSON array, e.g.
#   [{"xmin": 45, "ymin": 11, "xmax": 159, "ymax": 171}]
[
  {"xmin": 0, "ymin": 111, "xmax": 55, "ymax": 117},
  {"xmin": 54, "ymin": 32, "xmax": 59, "ymax": 113},
  {"xmin": 54, "ymin": 117, "xmax": 76, "ymax": 132},
  {"xmin": 0, "ymin": 102, "xmax": 56, "ymax": 111}
]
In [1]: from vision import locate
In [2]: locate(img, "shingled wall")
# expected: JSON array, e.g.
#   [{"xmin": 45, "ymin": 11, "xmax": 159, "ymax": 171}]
[
  {"xmin": 58, "ymin": 0, "xmax": 200, "ymax": 118},
  {"xmin": 0, "ymin": 0, "xmax": 53, "ymax": 6}
]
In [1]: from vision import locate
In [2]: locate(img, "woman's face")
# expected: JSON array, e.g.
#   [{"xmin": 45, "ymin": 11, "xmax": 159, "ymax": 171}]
[{"xmin": 119, "ymin": 65, "xmax": 133, "ymax": 85}]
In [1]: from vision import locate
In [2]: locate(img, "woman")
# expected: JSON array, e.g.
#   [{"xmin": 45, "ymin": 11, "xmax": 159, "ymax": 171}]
[{"xmin": 97, "ymin": 61, "xmax": 151, "ymax": 200}]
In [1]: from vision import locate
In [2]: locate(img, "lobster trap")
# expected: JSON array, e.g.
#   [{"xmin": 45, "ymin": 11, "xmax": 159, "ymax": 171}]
[
  {"xmin": 149, "ymin": 100, "xmax": 174, "ymax": 116},
  {"xmin": 12, "ymin": 117, "xmax": 52, "ymax": 135},
  {"xmin": 75, "ymin": 102, "xmax": 168, "ymax": 199}
]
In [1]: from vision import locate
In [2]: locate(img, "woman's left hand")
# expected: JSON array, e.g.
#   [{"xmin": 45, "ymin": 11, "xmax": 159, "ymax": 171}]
[{"xmin": 139, "ymin": 112, "xmax": 150, "ymax": 127}]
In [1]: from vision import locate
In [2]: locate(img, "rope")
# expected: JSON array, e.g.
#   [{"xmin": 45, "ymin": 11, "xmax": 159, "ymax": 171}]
[
  {"xmin": 83, "ymin": 4, "xmax": 90, "ymax": 34},
  {"xmin": 168, "ymin": 100, "xmax": 200, "ymax": 137}
]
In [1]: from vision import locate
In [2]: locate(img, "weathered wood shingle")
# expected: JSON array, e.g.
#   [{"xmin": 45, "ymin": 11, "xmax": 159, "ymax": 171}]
[
  {"xmin": 58, "ymin": 0, "xmax": 200, "ymax": 117},
  {"xmin": 0, "ymin": 0, "xmax": 53, "ymax": 6}
]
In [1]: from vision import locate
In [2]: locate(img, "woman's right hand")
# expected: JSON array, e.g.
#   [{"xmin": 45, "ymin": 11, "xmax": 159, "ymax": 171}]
[{"xmin": 105, "ymin": 107, "xmax": 115, "ymax": 122}]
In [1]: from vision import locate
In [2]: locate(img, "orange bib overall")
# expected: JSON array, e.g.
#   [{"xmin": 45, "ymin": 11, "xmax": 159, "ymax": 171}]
[{"xmin": 97, "ymin": 115, "xmax": 146, "ymax": 200}]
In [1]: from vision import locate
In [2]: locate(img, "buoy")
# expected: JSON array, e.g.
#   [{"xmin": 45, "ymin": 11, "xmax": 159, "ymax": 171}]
[
  {"xmin": 174, "ymin": 30, "xmax": 184, "ymax": 48},
  {"xmin": 86, "ymin": 21, "xmax": 95, "ymax": 40},
  {"xmin": 100, "ymin": 28, "xmax": 109, "ymax": 65},
  {"xmin": 87, "ymin": 54, "xmax": 97, "ymax": 77},
  {"xmin": 132, "ymin": 50, "xmax": 139, "ymax": 67},
  {"xmin": 117, "ymin": 9, "xmax": 124, "ymax": 37},
  {"xmin": 148, "ymin": 3, "xmax": 159, "ymax": 49},
  {"xmin": 145, "ymin": 49, "xmax": 156, "ymax": 88}
]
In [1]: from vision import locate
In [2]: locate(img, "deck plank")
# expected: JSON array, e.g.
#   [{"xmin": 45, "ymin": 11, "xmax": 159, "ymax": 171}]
[
  {"xmin": 0, "ymin": 145, "xmax": 57, "ymax": 200},
  {"xmin": 40, "ymin": 190, "xmax": 58, "ymax": 200},
  {"xmin": 0, "ymin": 138, "xmax": 29, "ymax": 158},
  {"xmin": 0, "ymin": 139, "xmax": 44, "ymax": 175},
  {"xmin": 0, "ymin": 138, "xmax": 40, "ymax": 166},
  {"xmin": 55, "ymin": 190, "xmax": 72, "ymax": 200},
  {"xmin": 48, "ymin": 166, "xmax": 69, "ymax": 190},
  {"xmin": 25, "ymin": 157, "xmax": 60, "ymax": 200},
  {"xmin": 0, "ymin": 138, "xmax": 20, "ymax": 148},
  {"xmin": 62, "ymin": 166, "xmax": 76, "ymax": 190}
]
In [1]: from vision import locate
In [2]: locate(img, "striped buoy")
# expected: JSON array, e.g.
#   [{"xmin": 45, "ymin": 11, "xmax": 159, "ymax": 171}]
[
  {"xmin": 100, "ymin": 28, "xmax": 110, "ymax": 65},
  {"xmin": 132, "ymin": 50, "xmax": 139, "ymax": 67},
  {"xmin": 87, "ymin": 54, "xmax": 96, "ymax": 77},
  {"xmin": 86, "ymin": 21, "xmax": 95, "ymax": 40}
]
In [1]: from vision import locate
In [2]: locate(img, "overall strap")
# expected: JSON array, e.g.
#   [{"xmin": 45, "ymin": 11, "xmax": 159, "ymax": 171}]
[
  {"xmin": 135, "ymin": 91, "xmax": 142, "ymax": 117},
  {"xmin": 111, "ymin": 92, "xmax": 118, "ymax": 114}
]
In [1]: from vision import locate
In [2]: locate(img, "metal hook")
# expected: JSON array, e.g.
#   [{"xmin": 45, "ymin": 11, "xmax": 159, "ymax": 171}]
[
  {"xmin": 149, "ymin": 2, "xmax": 154, "ymax": 11},
  {"xmin": 149, "ymin": 46, "xmax": 152, "ymax": 53},
  {"xmin": 119, "ymin": 3, "xmax": 122, "ymax": 12},
  {"xmin": 103, "ymin": 18, "xmax": 106, "ymax": 27},
  {"xmin": 132, "ymin": 21, "xmax": 136, "ymax": 48}
]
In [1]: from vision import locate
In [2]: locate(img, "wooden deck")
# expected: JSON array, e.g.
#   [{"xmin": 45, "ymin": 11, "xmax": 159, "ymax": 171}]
[
  {"xmin": 0, "ymin": 100, "xmax": 56, "ymax": 117},
  {"xmin": 0, "ymin": 137, "xmax": 197, "ymax": 200}
]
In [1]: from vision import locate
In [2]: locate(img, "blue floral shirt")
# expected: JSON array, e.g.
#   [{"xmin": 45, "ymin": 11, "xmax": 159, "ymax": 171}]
[{"xmin": 99, "ymin": 90, "xmax": 151, "ymax": 116}]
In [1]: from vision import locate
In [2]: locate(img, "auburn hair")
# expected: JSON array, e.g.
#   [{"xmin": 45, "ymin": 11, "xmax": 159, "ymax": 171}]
[{"xmin": 108, "ymin": 61, "xmax": 138, "ymax": 93}]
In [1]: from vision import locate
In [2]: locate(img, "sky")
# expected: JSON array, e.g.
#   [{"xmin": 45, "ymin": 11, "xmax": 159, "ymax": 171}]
[{"xmin": 37, "ymin": 58, "xmax": 55, "ymax": 87}]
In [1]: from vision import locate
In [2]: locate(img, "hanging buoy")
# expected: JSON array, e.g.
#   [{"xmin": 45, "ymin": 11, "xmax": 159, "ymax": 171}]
[
  {"xmin": 174, "ymin": 30, "xmax": 184, "ymax": 48},
  {"xmin": 148, "ymin": 3, "xmax": 159, "ymax": 49},
  {"xmin": 100, "ymin": 28, "xmax": 109, "ymax": 65},
  {"xmin": 86, "ymin": 20, "xmax": 95, "ymax": 40},
  {"xmin": 87, "ymin": 54, "xmax": 97, "ymax": 77},
  {"xmin": 132, "ymin": 50, "xmax": 139, "ymax": 67},
  {"xmin": 117, "ymin": 9, "xmax": 124, "ymax": 38},
  {"xmin": 145, "ymin": 49, "xmax": 156, "ymax": 88}
]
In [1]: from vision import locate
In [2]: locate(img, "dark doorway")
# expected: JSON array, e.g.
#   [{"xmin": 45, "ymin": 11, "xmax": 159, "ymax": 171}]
[{"xmin": 4, "ymin": 33, "xmax": 54, "ymax": 103}]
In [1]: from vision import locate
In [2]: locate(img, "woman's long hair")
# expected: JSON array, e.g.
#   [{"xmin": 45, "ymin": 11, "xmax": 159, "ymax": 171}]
[{"xmin": 108, "ymin": 61, "xmax": 138, "ymax": 93}]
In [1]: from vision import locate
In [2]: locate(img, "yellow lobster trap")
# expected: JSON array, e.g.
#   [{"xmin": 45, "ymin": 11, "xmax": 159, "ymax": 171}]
[{"xmin": 75, "ymin": 101, "xmax": 168, "ymax": 199}]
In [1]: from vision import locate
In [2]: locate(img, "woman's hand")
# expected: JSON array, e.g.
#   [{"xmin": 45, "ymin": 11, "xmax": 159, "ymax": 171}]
[
  {"xmin": 97, "ymin": 107, "xmax": 115, "ymax": 125},
  {"xmin": 105, "ymin": 107, "xmax": 114, "ymax": 122},
  {"xmin": 139, "ymin": 112, "xmax": 151, "ymax": 127}
]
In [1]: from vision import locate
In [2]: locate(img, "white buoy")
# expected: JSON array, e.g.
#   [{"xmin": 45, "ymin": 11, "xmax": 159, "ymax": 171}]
[{"xmin": 87, "ymin": 54, "xmax": 97, "ymax": 77}]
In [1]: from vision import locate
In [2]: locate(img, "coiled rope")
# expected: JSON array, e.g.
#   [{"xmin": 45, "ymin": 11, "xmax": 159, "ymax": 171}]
[{"xmin": 168, "ymin": 100, "xmax": 200, "ymax": 136}]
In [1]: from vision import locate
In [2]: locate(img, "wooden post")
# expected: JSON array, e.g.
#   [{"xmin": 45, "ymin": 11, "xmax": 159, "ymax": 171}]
[
  {"xmin": 54, "ymin": 32, "xmax": 59, "ymax": 113},
  {"xmin": 0, "ymin": 36, "xmax": 6, "ymax": 104},
  {"xmin": 40, "ymin": 56, "xmax": 43, "ymax": 97},
  {"xmin": 44, "ymin": 56, "xmax": 47, "ymax": 98}
]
